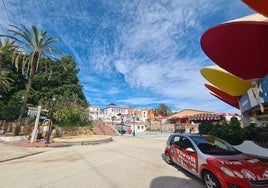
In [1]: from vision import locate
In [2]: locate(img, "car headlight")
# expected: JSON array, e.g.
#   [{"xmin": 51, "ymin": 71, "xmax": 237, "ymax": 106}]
[
  {"xmin": 233, "ymin": 170, "xmax": 244, "ymax": 178},
  {"xmin": 220, "ymin": 167, "xmax": 244, "ymax": 179},
  {"xmin": 220, "ymin": 166, "xmax": 235, "ymax": 177}
]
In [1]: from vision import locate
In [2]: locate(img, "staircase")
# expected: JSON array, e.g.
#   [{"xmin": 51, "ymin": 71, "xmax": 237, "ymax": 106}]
[{"xmin": 93, "ymin": 121, "xmax": 117, "ymax": 136}]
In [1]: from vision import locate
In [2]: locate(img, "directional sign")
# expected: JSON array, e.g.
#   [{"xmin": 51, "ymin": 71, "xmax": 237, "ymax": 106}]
[{"xmin": 28, "ymin": 107, "xmax": 49, "ymax": 116}]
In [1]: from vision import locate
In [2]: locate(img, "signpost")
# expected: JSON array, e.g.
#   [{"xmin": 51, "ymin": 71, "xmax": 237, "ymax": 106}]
[{"xmin": 29, "ymin": 106, "xmax": 48, "ymax": 143}]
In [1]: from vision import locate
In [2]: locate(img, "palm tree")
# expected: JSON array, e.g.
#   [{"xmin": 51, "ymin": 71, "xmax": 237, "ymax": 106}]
[
  {"xmin": 0, "ymin": 24, "xmax": 63, "ymax": 135},
  {"xmin": 0, "ymin": 38, "xmax": 15, "ymax": 92}
]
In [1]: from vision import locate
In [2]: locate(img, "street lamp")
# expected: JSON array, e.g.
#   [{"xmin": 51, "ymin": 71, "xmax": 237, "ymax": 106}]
[
  {"xmin": 111, "ymin": 116, "xmax": 115, "ymax": 126},
  {"xmin": 132, "ymin": 114, "xmax": 136, "ymax": 136},
  {"xmin": 117, "ymin": 113, "xmax": 124, "ymax": 135},
  {"xmin": 50, "ymin": 96, "xmax": 56, "ymax": 120},
  {"xmin": 160, "ymin": 119, "xmax": 162, "ymax": 133},
  {"xmin": 148, "ymin": 119, "xmax": 151, "ymax": 132},
  {"xmin": 45, "ymin": 96, "xmax": 56, "ymax": 144},
  {"xmin": 120, "ymin": 114, "xmax": 124, "ymax": 135}
]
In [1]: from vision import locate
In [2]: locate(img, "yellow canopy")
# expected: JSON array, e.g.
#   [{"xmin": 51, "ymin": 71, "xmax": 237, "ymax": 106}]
[{"xmin": 200, "ymin": 66, "xmax": 252, "ymax": 96}]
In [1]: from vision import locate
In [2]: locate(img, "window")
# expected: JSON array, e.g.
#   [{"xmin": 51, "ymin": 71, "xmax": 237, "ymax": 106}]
[
  {"xmin": 180, "ymin": 137, "xmax": 193, "ymax": 150},
  {"xmin": 170, "ymin": 135, "xmax": 180, "ymax": 146}
]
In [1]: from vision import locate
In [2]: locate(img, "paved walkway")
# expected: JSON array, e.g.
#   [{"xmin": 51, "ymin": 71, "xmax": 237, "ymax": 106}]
[
  {"xmin": 1, "ymin": 133, "xmax": 267, "ymax": 164},
  {"xmin": 0, "ymin": 142, "xmax": 48, "ymax": 162},
  {"xmin": 0, "ymin": 135, "xmax": 113, "ymax": 162},
  {"xmin": 0, "ymin": 135, "xmax": 113, "ymax": 146}
]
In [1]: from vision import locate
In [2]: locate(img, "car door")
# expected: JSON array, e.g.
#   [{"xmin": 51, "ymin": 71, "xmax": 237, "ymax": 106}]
[
  {"xmin": 169, "ymin": 135, "xmax": 181, "ymax": 164},
  {"xmin": 177, "ymin": 137, "xmax": 198, "ymax": 174}
]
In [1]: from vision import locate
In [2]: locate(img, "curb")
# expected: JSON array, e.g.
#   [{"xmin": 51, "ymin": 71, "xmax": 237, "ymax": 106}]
[{"xmin": 56, "ymin": 137, "xmax": 113, "ymax": 146}]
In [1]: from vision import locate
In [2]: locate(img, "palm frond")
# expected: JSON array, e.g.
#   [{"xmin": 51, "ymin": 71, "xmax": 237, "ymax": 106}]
[
  {"xmin": 21, "ymin": 55, "xmax": 27, "ymax": 73},
  {"xmin": 14, "ymin": 53, "xmax": 21, "ymax": 71},
  {"xmin": 1, "ymin": 24, "xmax": 64, "ymax": 79},
  {"xmin": 9, "ymin": 24, "xmax": 33, "ymax": 47},
  {"xmin": 0, "ymin": 72, "xmax": 14, "ymax": 93}
]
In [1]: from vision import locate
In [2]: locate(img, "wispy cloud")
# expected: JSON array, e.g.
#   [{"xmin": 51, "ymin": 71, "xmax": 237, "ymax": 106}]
[{"xmin": 0, "ymin": 0, "xmax": 252, "ymax": 112}]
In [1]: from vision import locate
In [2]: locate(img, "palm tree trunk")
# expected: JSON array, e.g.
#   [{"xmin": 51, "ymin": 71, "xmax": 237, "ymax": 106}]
[
  {"xmin": 15, "ymin": 53, "xmax": 38, "ymax": 135},
  {"xmin": 15, "ymin": 75, "xmax": 33, "ymax": 135}
]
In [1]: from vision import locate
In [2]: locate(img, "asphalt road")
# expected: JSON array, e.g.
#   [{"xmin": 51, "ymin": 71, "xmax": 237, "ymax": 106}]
[{"xmin": 0, "ymin": 136, "xmax": 204, "ymax": 188}]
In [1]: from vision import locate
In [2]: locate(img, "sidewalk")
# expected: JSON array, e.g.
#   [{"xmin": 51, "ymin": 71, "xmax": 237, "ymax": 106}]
[
  {"xmin": 0, "ymin": 135, "xmax": 66, "ymax": 148},
  {"xmin": 0, "ymin": 142, "xmax": 48, "ymax": 162},
  {"xmin": 0, "ymin": 135, "xmax": 113, "ymax": 162}
]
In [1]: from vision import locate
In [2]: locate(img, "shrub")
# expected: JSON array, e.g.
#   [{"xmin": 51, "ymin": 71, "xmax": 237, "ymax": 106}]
[{"xmin": 198, "ymin": 119, "xmax": 263, "ymax": 145}]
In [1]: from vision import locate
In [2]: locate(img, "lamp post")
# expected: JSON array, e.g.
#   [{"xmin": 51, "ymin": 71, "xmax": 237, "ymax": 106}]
[
  {"xmin": 147, "ymin": 119, "xmax": 151, "ymax": 132},
  {"xmin": 117, "ymin": 113, "xmax": 124, "ymax": 135},
  {"xmin": 160, "ymin": 119, "xmax": 162, "ymax": 133},
  {"xmin": 50, "ymin": 96, "xmax": 56, "ymax": 119},
  {"xmin": 45, "ymin": 96, "xmax": 56, "ymax": 144},
  {"xmin": 132, "ymin": 114, "xmax": 135, "ymax": 136},
  {"xmin": 119, "ymin": 113, "xmax": 124, "ymax": 135}
]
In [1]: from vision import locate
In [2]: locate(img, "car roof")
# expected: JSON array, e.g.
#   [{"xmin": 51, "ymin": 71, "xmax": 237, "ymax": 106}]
[{"xmin": 169, "ymin": 133, "xmax": 213, "ymax": 139}]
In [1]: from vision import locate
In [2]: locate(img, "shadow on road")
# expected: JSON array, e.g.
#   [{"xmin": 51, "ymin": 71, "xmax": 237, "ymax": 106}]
[
  {"xmin": 160, "ymin": 153, "xmax": 204, "ymax": 188},
  {"xmin": 150, "ymin": 176, "xmax": 204, "ymax": 188}
]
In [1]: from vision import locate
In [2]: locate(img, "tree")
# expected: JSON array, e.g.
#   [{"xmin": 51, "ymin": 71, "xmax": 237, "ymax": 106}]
[
  {"xmin": 0, "ymin": 25, "xmax": 63, "ymax": 135},
  {"xmin": 198, "ymin": 117, "xmax": 263, "ymax": 145},
  {"xmin": 0, "ymin": 39, "xmax": 15, "ymax": 92},
  {"xmin": 33, "ymin": 56, "xmax": 88, "ymax": 126},
  {"xmin": 157, "ymin": 103, "xmax": 172, "ymax": 117}
]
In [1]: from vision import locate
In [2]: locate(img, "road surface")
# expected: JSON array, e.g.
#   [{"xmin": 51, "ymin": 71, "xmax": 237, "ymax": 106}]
[{"xmin": 0, "ymin": 135, "xmax": 204, "ymax": 188}]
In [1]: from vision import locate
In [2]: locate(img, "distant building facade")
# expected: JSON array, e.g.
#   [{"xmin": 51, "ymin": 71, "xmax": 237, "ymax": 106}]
[
  {"xmin": 88, "ymin": 103, "xmax": 149, "ymax": 123},
  {"xmin": 103, "ymin": 103, "xmax": 131, "ymax": 120},
  {"xmin": 87, "ymin": 105, "xmax": 102, "ymax": 120},
  {"xmin": 169, "ymin": 109, "xmax": 240, "ymax": 126}
]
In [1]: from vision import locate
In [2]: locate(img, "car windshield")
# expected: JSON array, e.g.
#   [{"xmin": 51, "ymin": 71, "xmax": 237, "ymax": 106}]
[{"xmin": 191, "ymin": 135, "xmax": 242, "ymax": 155}]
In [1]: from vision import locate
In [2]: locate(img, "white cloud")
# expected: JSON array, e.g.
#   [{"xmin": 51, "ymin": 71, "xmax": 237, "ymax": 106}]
[
  {"xmin": 107, "ymin": 87, "xmax": 121, "ymax": 95},
  {"xmin": 0, "ymin": 0, "xmax": 252, "ymax": 112}
]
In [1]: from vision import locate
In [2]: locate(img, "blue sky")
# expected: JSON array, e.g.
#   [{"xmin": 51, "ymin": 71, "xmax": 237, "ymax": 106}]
[{"xmin": 0, "ymin": 0, "xmax": 253, "ymax": 113}]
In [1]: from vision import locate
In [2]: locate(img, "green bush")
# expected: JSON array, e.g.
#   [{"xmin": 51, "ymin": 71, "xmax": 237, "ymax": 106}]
[{"xmin": 198, "ymin": 118, "xmax": 263, "ymax": 145}]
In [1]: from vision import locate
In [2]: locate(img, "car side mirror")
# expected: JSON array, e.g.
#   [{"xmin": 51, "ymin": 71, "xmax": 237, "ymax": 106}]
[{"xmin": 186, "ymin": 147, "xmax": 195, "ymax": 153}]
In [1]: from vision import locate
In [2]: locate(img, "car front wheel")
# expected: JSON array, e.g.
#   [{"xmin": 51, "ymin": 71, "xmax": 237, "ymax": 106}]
[{"xmin": 203, "ymin": 171, "xmax": 221, "ymax": 188}]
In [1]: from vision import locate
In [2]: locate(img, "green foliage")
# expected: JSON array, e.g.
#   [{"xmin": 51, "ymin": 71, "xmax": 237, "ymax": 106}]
[
  {"xmin": 54, "ymin": 104, "xmax": 89, "ymax": 127},
  {"xmin": 0, "ymin": 38, "xmax": 22, "ymax": 94},
  {"xmin": 198, "ymin": 120, "xmax": 213, "ymax": 134},
  {"xmin": 0, "ymin": 46, "xmax": 89, "ymax": 126},
  {"xmin": 1, "ymin": 99, "xmax": 20, "ymax": 120},
  {"xmin": 0, "ymin": 25, "xmax": 65, "ymax": 134},
  {"xmin": 198, "ymin": 118, "xmax": 263, "ymax": 145},
  {"xmin": 240, "ymin": 123, "xmax": 263, "ymax": 141},
  {"xmin": 157, "ymin": 103, "xmax": 172, "ymax": 116}
]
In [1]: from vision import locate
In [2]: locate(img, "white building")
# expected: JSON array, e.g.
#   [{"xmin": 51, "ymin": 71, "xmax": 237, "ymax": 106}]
[
  {"xmin": 87, "ymin": 105, "xmax": 102, "ymax": 120},
  {"xmin": 141, "ymin": 108, "xmax": 148, "ymax": 122},
  {"xmin": 103, "ymin": 103, "xmax": 131, "ymax": 120}
]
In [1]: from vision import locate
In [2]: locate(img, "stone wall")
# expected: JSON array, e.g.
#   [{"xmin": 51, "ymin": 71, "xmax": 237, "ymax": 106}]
[
  {"xmin": 51, "ymin": 127, "xmax": 94, "ymax": 138},
  {"xmin": 0, "ymin": 120, "xmax": 93, "ymax": 138},
  {"xmin": 0, "ymin": 120, "xmax": 17, "ymax": 133},
  {"xmin": 147, "ymin": 121, "xmax": 175, "ymax": 132}
]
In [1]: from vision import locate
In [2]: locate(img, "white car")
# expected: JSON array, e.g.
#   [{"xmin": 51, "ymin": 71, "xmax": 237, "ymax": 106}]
[{"xmin": 164, "ymin": 133, "xmax": 268, "ymax": 188}]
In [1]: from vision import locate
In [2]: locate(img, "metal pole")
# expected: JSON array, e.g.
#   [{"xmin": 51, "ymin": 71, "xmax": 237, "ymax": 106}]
[
  {"xmin": 45, "ymin": 119, "xmax": 51, "ymax": 144},
  {"xmin": 45, "ymin": 97, "xmax": 56, "ymax": 144},
  {"xmin": 132, "ymin": 115, "xmax": 135, "ymax": 136},
  {"xmin": 160, "ymin": 120, "xmax": 162, "ymax": 133}
]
